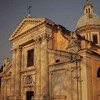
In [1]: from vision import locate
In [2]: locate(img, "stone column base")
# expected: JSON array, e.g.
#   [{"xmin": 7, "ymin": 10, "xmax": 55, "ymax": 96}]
[
  {"xmin": 7, "ymin": 95, "xmax": 15, "ymax": 100},
  {"xmin": 15, "ymin": 96, "xmax": 21, "ymax": 100},
  {"xmin": 34, "ymin": 95, "xmax": 50, "ymax": 100}
]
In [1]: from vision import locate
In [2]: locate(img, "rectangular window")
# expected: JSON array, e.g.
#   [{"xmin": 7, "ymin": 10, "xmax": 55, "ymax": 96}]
[
  {"xmin": 93, "ymin": 34, "xmax": 98, "ymax": 44},
  {"xmin": 27, "ymin": 49, "xmax": 34, "ymax": 67},
  {"xmin": 55, "ymin": 59, "xmax": 60, "ymax": 63}
]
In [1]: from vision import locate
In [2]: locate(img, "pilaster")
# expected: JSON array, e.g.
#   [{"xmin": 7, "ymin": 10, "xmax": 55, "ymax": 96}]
[
  {"xmin": 12, "ymin": 46, "xmax": 22, "ymax": 100},
  {"xmin": 34, "ymin": 37, "xmax": 41, "ymax": 100},
  {"xmin": 34, "ymin": 33, "xmax": 50, "ymax": 100},
  {"xmin": 40, "ymin": 33, "xmax": 49, "ymax": 100},
  {"xmin": 11, "ymin": 48, "xmax": 16, "ymax": 99},
  {"xmin": 15, "ymin": 47, "xmax": 22, "ymax": 100}
]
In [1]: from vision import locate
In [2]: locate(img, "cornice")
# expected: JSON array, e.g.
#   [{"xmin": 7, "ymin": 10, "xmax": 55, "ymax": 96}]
[
  {"xmin": 20, "ymin": 68, "xmax": 35, "ymax": 74},
  {"xmin": 79, "ymin": 49, "xmax": 100, "ymax": 58},
  {"xmin": 76, "ymin": 25, "xmax": 100, "ymax": 33}
]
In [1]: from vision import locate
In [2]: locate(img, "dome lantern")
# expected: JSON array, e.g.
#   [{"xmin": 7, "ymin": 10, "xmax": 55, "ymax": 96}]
[{"xmin": 84, "ymin": 0, "xmax": 93, "ymax": 14}]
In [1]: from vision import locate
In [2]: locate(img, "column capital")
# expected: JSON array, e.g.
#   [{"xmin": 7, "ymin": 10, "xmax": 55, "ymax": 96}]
[
  {"xmin": 11, "ymin": 48, "xmax": 16, "ymax": 53},
  {"xmin": 34, "ymin": 36, "xmax": 42, "ymax": 44},
  {"xmin": 16, "ymin": 46, "xmax": 22, "ymax": 52},
  {"xmin": 11, "ymin": 46, "xmax": 22, "ymax": 52},
  {"xmin": 34, "ymin": 33, "xmax": 51, "ymax": 44},
  {"xmin": 41, "ymin": 33, "xmax": 50, "ymax": 41}
]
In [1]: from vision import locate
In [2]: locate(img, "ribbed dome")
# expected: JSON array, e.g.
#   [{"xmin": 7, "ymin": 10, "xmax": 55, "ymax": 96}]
[{"xmin": 76, "ymin": 13, "xmax": 100, "ymax": 29}]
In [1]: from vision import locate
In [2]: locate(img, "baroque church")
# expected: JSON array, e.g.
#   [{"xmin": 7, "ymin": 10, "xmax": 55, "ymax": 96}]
[{"xmin": 0, "ymin": 1, "xmax": 100, "ymax": 100}]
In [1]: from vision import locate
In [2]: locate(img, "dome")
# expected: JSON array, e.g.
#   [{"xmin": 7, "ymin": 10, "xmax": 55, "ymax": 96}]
[
  {"xmin": 76, "ymin": 1, "xmax": 100, "ymax": 30},
  {"xmin": 76, "ymin": 13, "xmax": 100, "ymax": 29}
]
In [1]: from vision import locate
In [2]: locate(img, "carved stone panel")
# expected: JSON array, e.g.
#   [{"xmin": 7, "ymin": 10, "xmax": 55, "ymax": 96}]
[
  {"xmin": 52, "ymin": 71, "xmax": 67, "ymax": 93},
  {"xmin": 51, "ymin": 70, "xmax": 71, "ymax": 99},
  {"xmin": 25, "ymin": 75, "xmax": 33, "ymax": 85}
]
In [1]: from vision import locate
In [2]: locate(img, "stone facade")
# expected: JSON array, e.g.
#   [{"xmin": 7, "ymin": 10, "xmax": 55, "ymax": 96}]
[{"xmin": 0, "ymin": 1, "xmax": 100, "ymax": 100}]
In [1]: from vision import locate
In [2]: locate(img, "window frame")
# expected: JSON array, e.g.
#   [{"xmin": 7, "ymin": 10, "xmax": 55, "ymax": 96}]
[
  {"xmin": 93, "ymin": 34, "xmax": 98, "ymax": 44},
  {"xmin": 91, "ymin": 32, "xmax": 99, "ymax": 44},
  {"xmin": 27, "ymin": 49, "xmax": 34, "ymax": 67}
]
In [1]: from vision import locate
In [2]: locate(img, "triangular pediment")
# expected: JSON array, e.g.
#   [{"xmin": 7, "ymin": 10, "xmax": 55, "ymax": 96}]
[{"xmin": 9, "ymin": 17, "xmax": 47, "ymax": 41}]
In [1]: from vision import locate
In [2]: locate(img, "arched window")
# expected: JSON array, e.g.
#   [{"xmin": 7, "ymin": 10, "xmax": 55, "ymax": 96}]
[
  {"xmin": 97, "ymin": 67, "xmax": 100, "ymax": 78},
  {"xmin": 88, "ymin": 8, "xmax": 90, "ymax": 13},
  {"xmin": 86, "ymin": 9, "xmax": 88, "ymax": 13}
]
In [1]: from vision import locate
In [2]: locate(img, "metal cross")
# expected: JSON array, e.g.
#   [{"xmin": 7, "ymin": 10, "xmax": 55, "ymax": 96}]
[{"xmin": 28, "ymin": 5, "xmax": 32, "ymax": 15}]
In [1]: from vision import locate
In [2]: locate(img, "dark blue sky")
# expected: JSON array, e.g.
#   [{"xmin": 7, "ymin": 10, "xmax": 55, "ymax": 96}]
[{"xmin": 0, "ymin": 0, "xmax": 100, "ymax": 66}]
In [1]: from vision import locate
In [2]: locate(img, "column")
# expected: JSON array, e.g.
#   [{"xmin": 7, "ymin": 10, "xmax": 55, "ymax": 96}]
[
  {"xmin": 15, "ymin": 47, "xmax": 21, "ymax": 100},
  {"xmin": 40, "ymin": 33, "xmax": 49, "ymax": 100},
  {"xmin": 34, "ymin": 37, "xmax": 41, "ymax": 100}
]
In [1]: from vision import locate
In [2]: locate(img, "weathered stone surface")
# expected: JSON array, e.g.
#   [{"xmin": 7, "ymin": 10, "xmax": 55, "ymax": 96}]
[{"xmin": 0, "ymin": 1, "xmax": 100, "ymax": 100}]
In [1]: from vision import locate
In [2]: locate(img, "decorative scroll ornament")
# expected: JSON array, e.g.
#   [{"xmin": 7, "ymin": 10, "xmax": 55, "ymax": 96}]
[
  {"xmin": 66, "ymin": 32, "xmax": 81, "ymax": 53},
  {"xmin": 3, "ymin": 58, "xmax": 10, "ymax": 67},
  {"xmin": 68, "ymin": 32, "xmax": 78, "ymax": 47}
]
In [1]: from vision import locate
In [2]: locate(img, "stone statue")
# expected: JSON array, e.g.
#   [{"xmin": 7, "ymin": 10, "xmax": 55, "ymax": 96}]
[
  {"xmin": 66, "ymin": 32, "xmax": 80, "ymax": 53},
  {"xmin": 3, "ymin": 58, "xmax": 10, "ymax": 67},
  {"xmin": 68, "ymin": 32, "xmax": 77, "ymax": 47}
]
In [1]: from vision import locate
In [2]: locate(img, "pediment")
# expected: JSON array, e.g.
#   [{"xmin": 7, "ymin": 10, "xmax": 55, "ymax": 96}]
[{"xmin": 9, "ymin": 17, "xmax": 46, "ymax": 41}]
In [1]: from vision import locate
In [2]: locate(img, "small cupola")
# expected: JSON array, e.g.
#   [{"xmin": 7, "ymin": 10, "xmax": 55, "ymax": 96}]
[{"xmin": 84, "ymin": 0, "xmax": 93, "ymax": 14}]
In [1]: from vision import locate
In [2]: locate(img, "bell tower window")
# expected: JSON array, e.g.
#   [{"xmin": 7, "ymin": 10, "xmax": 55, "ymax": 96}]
[{"xmin": 86, "ymin": 9, "xmax": 88, "ymax": 13}]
